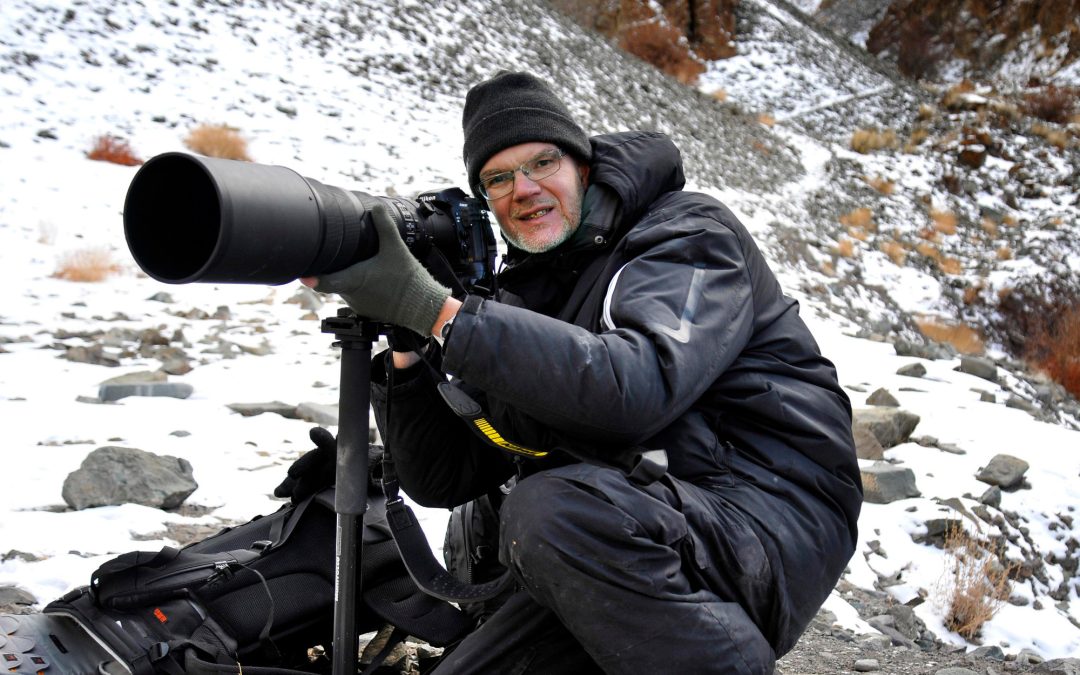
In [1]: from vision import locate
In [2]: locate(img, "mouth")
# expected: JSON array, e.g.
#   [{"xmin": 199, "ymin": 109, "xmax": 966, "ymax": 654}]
[{"xmin": 517, "ymin": 207, "xmax": 553, "ymax": 221}]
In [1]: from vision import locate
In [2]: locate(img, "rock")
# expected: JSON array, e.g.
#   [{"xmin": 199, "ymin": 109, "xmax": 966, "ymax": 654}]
[
  {"xmin": 935, "ymin": 669, "xmax": 980, "ymax": 675},
  {"xmin": 62, "ymin": 343, "xmax": 121, "ymax": 367},
  {"xmin": 101, "ymin": 370, "xmax": 168, "ymax": 386},
  {"xmin": 886, "ymin": 604, "xmax": 921, "ymax": 640},
  {"xmin": 978, "ymin": 390, "xmax": 996, "ymax": 403},
  {"xmin": 852, "ymin": 407, "xmax": 921, "ymax": 448},
  {"xmin": 227, "ymin": 401, "xmax": 299, "ymax": 418},
  {"xmin": 866, "ymin": 388, "xmax": 900, "ymax": 407},
  {"xmin": 61, "ymin": 446, "xmax": 198, "ymax": 510},
  {"xmin": 853, "ymin": 423, "xmax": 885, "ymax": 460},
  {"xmin": 921, "ymin": 518, "xmax": 963, "ymax": 547},
  {"xmin": 979, "ymin": 485, "xmax": 1002, "ymax": 507},
  {"xmin": 0, "ymin": 585, "xmax": 36, "ymax": 614},
  {"xmin": 976, "ymin": 454, "xmax": 1029, "ymax": 490},
  {"xmin": 1034, "ymin": 658, "xmax": 1080, "ymax": 674},
  {"xmin": 1019, "ymin": 648, "xmax": 1046, "ymax": 666},
  {"xmin": 147, "ymin": 291, "xmax": 174, "ymax": 303},
  {"xmin": 1005, "ymin": 395, "xmax": 1038, "ymax": 413},
  {"xmin": 297, "ymin": 401, "xmax": 340, "ymax": 426},
  {"xmin": 955, "ymin": 355, "xmax": 998, "ymax": 382},
  {"xmin": 969, "ymin": 645, "xmax": 1005, "ymax": 661},
  {"xmin": 853, "ymin": 658, "xmax": 880, "ymax": 672},
  {"xmin": 861, "ymin": 463, "xmax": 920, "ymax": 504},
  {"xmin": 99, "ymin": 381, "xmax": 194, "ymax": 402},
  {"xmin": 897, "ymin": 362, "xmax": 927, "ymax": 377},
  {"xmin": 894, "ymin": 339, "xmax": 955, "ymax": 360}
]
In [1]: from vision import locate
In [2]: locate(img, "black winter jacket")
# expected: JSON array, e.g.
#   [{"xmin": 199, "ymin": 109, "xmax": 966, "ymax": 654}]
[{"xmin": 372, "ymin": 131, "xmax": 862, "ymax": 655}]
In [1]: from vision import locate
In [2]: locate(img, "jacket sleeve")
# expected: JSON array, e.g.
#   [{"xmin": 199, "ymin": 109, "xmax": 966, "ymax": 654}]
[
  {"xmin": 370, "ymin": 350, "xmax": 516, "ymax": 508},
  {"xmin": 442, "ymin": 200, "xmax": 756, "ymax": 449}
]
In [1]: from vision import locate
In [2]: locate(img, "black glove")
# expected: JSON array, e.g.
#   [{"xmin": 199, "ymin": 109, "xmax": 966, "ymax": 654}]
[
  {"xmin": 274, "ymin": 427, "xmax": 337, "ymax": 504},
  {"xmin": 386, "ymin": 325, "xmax": 428, "ymax": 353}
]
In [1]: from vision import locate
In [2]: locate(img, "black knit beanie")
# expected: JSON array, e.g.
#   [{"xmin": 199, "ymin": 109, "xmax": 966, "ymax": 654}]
[{"xmin": 462, "ymin": 71, "xmax": 592, "ymax": 196}]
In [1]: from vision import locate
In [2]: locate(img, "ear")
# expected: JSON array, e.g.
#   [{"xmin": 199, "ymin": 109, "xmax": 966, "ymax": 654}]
[{"xmin": 578, "ymin": 163, "xmax": 590, "ymax": 186}]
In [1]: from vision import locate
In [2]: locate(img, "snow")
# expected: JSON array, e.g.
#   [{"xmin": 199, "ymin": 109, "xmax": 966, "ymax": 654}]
[{"xmin": 2, "ymin": 0, "xmax": 1079, "ymax": 661}]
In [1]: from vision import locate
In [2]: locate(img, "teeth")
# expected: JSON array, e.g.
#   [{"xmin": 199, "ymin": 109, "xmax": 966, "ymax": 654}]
[{"xmin": 523, "ymin": 209, "xmax": 550, "ymax": 220}]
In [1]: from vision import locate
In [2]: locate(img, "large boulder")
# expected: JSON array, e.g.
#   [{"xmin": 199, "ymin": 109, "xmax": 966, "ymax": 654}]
[
  {"xmin": 61, "ymin": 446, "xmax": 197, "ymax": 510},
  {"xmin": 861, "ymin": 463, "xmax": 921, "ymax": 504},
  {"xmin": 853, "ymin": 408, "xmax": 921, "ymax": 449}
]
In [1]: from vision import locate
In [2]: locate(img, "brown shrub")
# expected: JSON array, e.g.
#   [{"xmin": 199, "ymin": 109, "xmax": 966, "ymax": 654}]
[
  {"xmin": 931, "ymin": 209, "xmax": 958, "ymax": 235},
  {"xmin": 1023, "ymin": 85, "xmax": 1078, "ymax": 124},
  {"xmin": 864, "ymin": 175, "xmax": 895, "ymax": 195},
  {"xmin": 938, "ymin": 256, "xmax": 963, "ymax": 275},
  {"xmin": 53, "ymin": 246, "xmax": 122, "ymax": 282},
  {"xmin": 940, "ymin": 524, "xmax": 1013, "ymax": 640},
  {"xmin": 618, "ymin": 20, "xmax": 705, "ymax": 85},
  {"xmin": 87, "ymin": 135, "xmax": 143, "ymax": 166},
  {"xmin": 1029, "ymin": 303, "xmax": 1080, "ymax": 399},
  {"xmin": 980, "ymin": 217, "xmax": 998, "ymax": 237},
  {"xmin": 834, "ymin": 238, "xmax": 856, "ymax": 258},
  {"xmin": 840, "ymin": 207, "xmax": 875, "ymax": 230},
  {"xmin": 916, "ymin": 316, "xmax": 984, "ymax": 354},
  {"xmin": 851, "ymin": 128, "xmax": 899, "ymax": 153},
  {"xmin": 184, "ymin": 124, "xmax": 252, "ymax": 161},
  {"xmin": 880, "ymin": 240, "xmax": 908, "ymax": 266},
  {"xmin": 1031, "ymin": 122, "xmax": 1072, "ymax": 150},
  {"xmin": 997, "ymin": 276, "xmax": 1080, "ymax": 393}
]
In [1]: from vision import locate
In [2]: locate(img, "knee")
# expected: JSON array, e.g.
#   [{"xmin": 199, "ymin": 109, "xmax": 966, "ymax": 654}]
[{"xmin": 498, "ymin": 467, "xmax": 615, "ymax": 572}]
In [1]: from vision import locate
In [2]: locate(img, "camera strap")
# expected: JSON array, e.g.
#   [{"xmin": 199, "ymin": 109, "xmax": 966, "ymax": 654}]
[{"xmin": 380, "ymin": 352, "xmax": 516, "ymax": 605}]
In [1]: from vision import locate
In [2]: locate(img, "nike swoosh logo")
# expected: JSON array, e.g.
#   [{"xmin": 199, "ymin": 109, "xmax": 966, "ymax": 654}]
[{"xmin": 647, "ymin": 267, "xmax": 704, "ymax": 344}]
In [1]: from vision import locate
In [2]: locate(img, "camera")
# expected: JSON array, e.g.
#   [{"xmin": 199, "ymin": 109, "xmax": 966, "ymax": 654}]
[{"xmin": 123, "ymin": 153, "xmax": 497, "ymax": 292}]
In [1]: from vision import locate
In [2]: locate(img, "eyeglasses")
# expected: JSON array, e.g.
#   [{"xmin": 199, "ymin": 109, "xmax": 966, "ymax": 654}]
[{"xmin": 477, "ymin": 149, "xmax": 566, "ymax": 200}]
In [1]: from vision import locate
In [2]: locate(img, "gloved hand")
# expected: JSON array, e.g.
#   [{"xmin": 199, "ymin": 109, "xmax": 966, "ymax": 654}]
[
  {"xmin": 274, "ymin": 427, "xmax": 337, "ymax": 504},
  {"xmin": 313, "ymin": 203, "xmax": 451, "ymax": 336}
]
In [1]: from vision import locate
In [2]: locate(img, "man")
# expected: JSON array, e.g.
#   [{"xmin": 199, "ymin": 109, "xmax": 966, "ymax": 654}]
[{"xmin": 307, "ymin": 71, "xmax": 862, "ymax": 674}]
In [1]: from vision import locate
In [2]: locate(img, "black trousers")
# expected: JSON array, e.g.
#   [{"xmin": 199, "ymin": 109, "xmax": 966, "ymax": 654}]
[{"xmin": 431, "ymin": 464, "xmax": 776, "ymax": 674}]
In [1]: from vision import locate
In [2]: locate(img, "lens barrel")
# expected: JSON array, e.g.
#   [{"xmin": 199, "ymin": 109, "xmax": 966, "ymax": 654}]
[{"xmin": 123, "ymin": 153, "xmax": 394, "ymax": 284}]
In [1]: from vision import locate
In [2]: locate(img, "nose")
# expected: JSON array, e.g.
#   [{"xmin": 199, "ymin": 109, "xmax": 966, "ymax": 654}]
[{"xmin": 512, "ymin": 170, "xmax": 542, "ymax": 199}]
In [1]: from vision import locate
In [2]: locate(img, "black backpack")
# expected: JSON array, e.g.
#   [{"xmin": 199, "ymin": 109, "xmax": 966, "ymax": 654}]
[{"xmin": 1, "ymin": 490, "xmax": 471, "ymax": 675}]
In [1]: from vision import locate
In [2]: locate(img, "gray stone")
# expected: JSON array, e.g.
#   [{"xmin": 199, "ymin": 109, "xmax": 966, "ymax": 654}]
[
  {"xmin": 62, "ymin": 343, "xmax": 121, "ymax": 367},
  {"xmin": 1035, "ymin": 658, "xmax": 1080, "ymax": 675},
  {"xmin": 897, "ymin": 362, "xmax": 927, "ymax": 378},
  {"xmin": 861, "ymin": 463, "xmax": 920, "ymax": 504},
  {"xmin": 956, "ymin": 355, "xmax": 998, "ymax": 382},
  {"xmin": 0, "ymin": 585, "xmax": 36, "ymax": 614},
  {"xmin": 856, "ymin": 633, "xmax": 892, "ymax": 652},
  {"xmin": 935, "ymin": 669, "xmax": 980, "ymax": 675},
  {"xmin": 886, "ymin": 604, "xmax": 921, "ymax": 640},
  {"xmin": 979, "ymin": 485, "xmax": 1002, "ymax": 507},
  {"xmin": 978, "ymin": 390, "xmax": 997, "ymax": 403},
  {"xmin": 853, "ymin": 423, "xmax": 886, "ymax": 460},
  {"xmin": 976, "ymin": 454, "xmax": 1030, "ymax": 490},
  {"xmin": 286, "ymin": 286, "xmax": 324, "ymax": 311},
  {"xmin": 1019, "ymin": 648, "xmax": 1046, "ymax": 666},
  {"xmin": 147, "ymin": 292, "xmax": 175, "ymax": 303},
  {"xmin": 866, "ymin": 388, "xmax": 900, "ymax": 407},
  {"xmin": 1006, "ymin": 395, "xmax": 1038, "ymax": 413},
  {"xmin": 100, "ymin": 370, "xmax": 167, "ymax": 386},
  {"xmin": 61, "ymin": 446, "xmax": 198, "ymax": 510},
  {"xmin": 970, "ymin": 645, "xmax": 1005, "ymax": 661},
  {"xmin": 894, "ymin": 339, "xmax": 955, "ymax": 360},
  {"xmin": 853, "ymin": 407, "xmax": 921, "ymax": 448},
  {"xmin": 297, "ymin": 402, "xmax": 340, "ymax": 426},
  {"xmin": 853, "ymin": 658, "xmax": 880, "ymax": 672},
  {"xmin": 99, "ymin": 382, "xmax": 194, "ymax": 402},
  {"xmin": 227, "ymin": 401, "xmax": 299, "ymax": 418}
]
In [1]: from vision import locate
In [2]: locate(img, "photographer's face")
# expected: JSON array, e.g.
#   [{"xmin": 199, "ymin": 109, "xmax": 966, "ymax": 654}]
[{"xmin": 480, "ymin": 142, "xmax": 589, "ymax": 254}]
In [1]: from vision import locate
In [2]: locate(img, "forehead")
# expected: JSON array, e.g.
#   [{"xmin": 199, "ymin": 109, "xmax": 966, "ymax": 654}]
[{"xmin": 480, "ymin": 142, "xmax": 559, "ymax": 175}]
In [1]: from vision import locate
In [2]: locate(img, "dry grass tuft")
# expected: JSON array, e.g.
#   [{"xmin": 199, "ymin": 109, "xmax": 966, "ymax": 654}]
[
  {"xmin": 931, "ymin": 209, "xmax": 958, "ymax": 235},
  {"xmin": 757, "ymin": 113, "xmax": 775, "ymax": 127},
  {"xmin": 711, "ymin": 89, "xmax": 728, "ymax": 102},
  {"xmin": 840, "ymin": 207, "xmax": 875, "ymax": 230},
  {"xmin": 851, "ymin": 127, "xmax": 899, "ymax": 153},
  {"xmin": 53, "ymin": 246, "xmax": 123, "ymax": 282},
  {"xmin": 87, "ymin": 135, "xmax": 143, "ymax": 166},
  {"xmin": 1023, "ymin": 85, "xmax": 1078, "ymax": 124},
  {"xmin": 916, "ymin": 316, "xmax": 984, "ymax": 354},
  {"xmin": 184, "ymin": 124, "xmax": 252, "ymax": 161},
  {"xmin": 880, "ymin": 240, "xmax": 908, "ymax": 266},
  {"xmin": 864, "ymin": 175, "xmax": 895, "ymax": 195},
  {"xmin": 1029, "ymin": 304, "xmax": 1080, "ymax": 398},
  {"xmin": 1031, "ymin": 122, "xmax": 1072, "ymax": 150},
  {"xmin": 940, "ymin": 524, "xmax": 1014, "ymax": 640},
  {"xmin": 834, "ymin": 238, "xmax": 856, "ymax": 258}
]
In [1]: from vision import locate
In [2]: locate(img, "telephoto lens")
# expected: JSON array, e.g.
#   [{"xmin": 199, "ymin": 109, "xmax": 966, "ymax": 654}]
[{"xmin": 123, "ymin": 153, "xmax": 420, "ymax": 285}]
